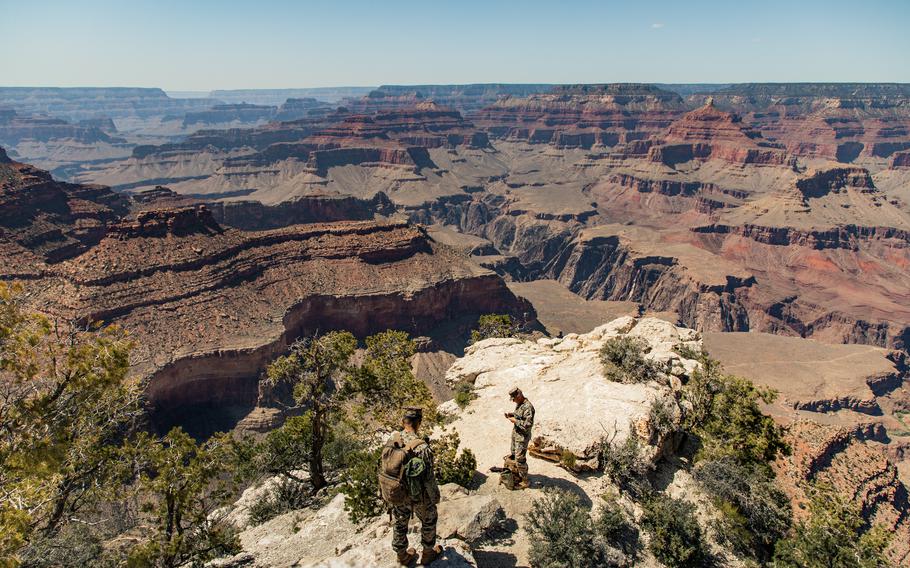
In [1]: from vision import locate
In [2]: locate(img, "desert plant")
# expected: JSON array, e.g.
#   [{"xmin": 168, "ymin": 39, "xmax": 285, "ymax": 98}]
[
  {"xmin": 599, "ymin": 336, "xmax": 661, "ymax": 384},
  {"xmin": 682, "ymin": 364, "xmax": 788, "ymax": 470},
  {"xmin": 16, "ymin": 523, "xmax": 111, "ymax": 568},
  {"xmin": 431, "ymin": 431, "xmax": 477, "ymax": 487},
  {"xmin": 339, "ymin": 446, "xmax": 383, "ymax": 524},
  {"xmin": 126, "ymin": 429, "xmax": 241, "ymax": 568},
  {"xmin": 248, "ymin": 478, "xmax": 313, "ymax": 525},
  {"xmin": 647, "ymin": 396, "xmax": 676, "ymax": 441},
  {"xmin": 343, "ymin": 330, "xmax": 439, "ymax": 428},
  {"xmin": 599, "ymin": 430, "xmax": 650, "ymax": 496},
  {"xmin": 526, "ymin": 488, "xmax": 615, "ymax": 568},
  {"xmin": 265, "ymin": 331, "xmax": 357, "ymax": 490},
  {"xmin": 453, "ymin": 381, "xmax": 477, "ymax": 409},
  {"xmin": 773, "ymin": 484, "xmax": 891, "ymax": 568},
  {"xmin": 595, "ymin": 492, "xmax": 639, "ymax": 557},
  {"xmin": 640, "ymin": 494, "xmax": 706, "ymax": 568},
  {"xmin": 672, "ymin": 342, "xmax": 702, "ymax": 361},
  {"xmin": 0, "ymin": 282, "xmax": 141, "ymax": 564},
  {"xmin": 693, "ymin": 457, "xmax": 791, "ymax": 560},
  {"xmin": 560, "ymin": 449, "xmax": 578, "ymax": 470},
  {"xmin": 470, "ymin": 314, "xmax": 517, "ymax": 344}
]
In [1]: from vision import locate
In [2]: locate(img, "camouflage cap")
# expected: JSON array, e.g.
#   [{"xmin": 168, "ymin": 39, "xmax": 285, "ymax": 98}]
[
  {"xmin": 403, "ymin": 406, "xmax": 423, "ymax": 420},
  {"xmin": 508, "ymin": 387, "xmax": 522, "ymax": 397}
]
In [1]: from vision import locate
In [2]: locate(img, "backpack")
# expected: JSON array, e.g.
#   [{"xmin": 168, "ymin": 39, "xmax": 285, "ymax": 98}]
[{"xmin": 378, "ymin": 432, "xmax": 427, "ymax": 505}]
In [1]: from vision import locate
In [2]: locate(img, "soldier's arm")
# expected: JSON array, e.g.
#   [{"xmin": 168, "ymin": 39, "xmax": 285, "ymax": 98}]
[{"xmin": 514, "ymin": 404, "xmax": 534, "ymax": 434}]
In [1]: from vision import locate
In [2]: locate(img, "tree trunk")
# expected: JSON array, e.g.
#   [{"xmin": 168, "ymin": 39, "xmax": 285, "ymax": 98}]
[{"xmin": 310, "ymin": 408, "xmax": 326, "ymax": 491}]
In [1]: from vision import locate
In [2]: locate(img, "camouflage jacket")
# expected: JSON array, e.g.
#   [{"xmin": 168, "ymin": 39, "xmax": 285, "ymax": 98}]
[
  {"xmin": 513, "ymin": 399, "xmax": 535, "ymax": 437},
  {"xmin": 399, "ymin": 431, "xmax": 441, "ymax": 504}
]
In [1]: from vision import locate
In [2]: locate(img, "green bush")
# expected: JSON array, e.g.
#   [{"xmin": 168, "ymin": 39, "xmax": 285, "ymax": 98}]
[
  {"xmin": 17, "ymin": 523, "xmax": 111, "ymax": 568},
  {"xmin": 693, "ymin": 457, "xmax": 790, "ymax": 560},
  {"xmin": 560, "ymin": 449, "xmax": 578, "ymax": 470},
  {"xmin": 672, "ymin": 343, "xmax": 702, "ymax": 360},
  {"xmin": 595, "ymin": 493, "xmax": 638, "ymax": 557},
  {"xmin": 647, "ymin": 396, "xmax": 676, "ymax": 441},
  {"xmin": 682, "ymin": 363, "xmax": 788, "ymax": 470},
  {"xmin": 431, "ymin": 431, "xmax": 477, "ymax": 487},
  {"xmin": 600, "ymin": 430, "xmax": 649, "ymax": 496},
  {"xmin": 773, "ymin": 484, "xmax": 891, "ymax": 568},
  {"xmin": 249, "ymin": 478, "xmax": 313, "ymax": 525},
  {"xmin": 640, "ymin": 494, "xmax": 706, "ymax": 568},
  {"xmin": 599, "ymin": 336, "xmax": 662, "ymax": 384},
  {"xmin": 339, "ymin": 447, "xmax": 383, "ymax": 524},
  {"xmin": 453, "ymin": 381, "xmax": 477, "ymax": 409},
  {"xmin": 470, "ymin": 314, "xmax": 517, "ymax": 344},
  {"xmin": 525, "ymin": 489, "xmax": 615, "ymax": 568}
]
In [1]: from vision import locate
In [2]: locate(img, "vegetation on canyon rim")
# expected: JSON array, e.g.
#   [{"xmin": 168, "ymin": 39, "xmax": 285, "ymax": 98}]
[
  {"xmin": 527, "ymin": 336, "xmax": 892, "ymax": 567},
  {"xmin": 0, "ymin": 283, "xmax": 476, "ymax": 566},
  {"xmin": 0, "ymin": 281, "xmax": 894, "ymax": 567}
]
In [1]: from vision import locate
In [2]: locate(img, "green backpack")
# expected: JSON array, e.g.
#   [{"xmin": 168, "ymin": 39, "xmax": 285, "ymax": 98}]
[{"xmin": 378, "ymin": 432, "xmax": 426, "ymax": 505}]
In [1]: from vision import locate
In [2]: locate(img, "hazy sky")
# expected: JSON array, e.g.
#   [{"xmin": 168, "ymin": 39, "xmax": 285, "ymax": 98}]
[{"xmin": 1, "ymin": 0, "xmax": 908, "ymax": 91}]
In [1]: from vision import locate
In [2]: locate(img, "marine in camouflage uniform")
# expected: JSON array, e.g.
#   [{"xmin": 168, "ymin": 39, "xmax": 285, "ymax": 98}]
[
  {"xmin": 507, "ymin": 387, "xmax": 534, "ymax": 487},
  {"xmin": 391, "ymin": 407, "xmax": 441, "ymax": 565}
]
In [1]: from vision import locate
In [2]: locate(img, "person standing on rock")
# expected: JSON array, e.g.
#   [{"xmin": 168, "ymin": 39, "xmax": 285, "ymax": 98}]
[
  {"xmin": 505, "ymin": 387, "xmax": 535, "ymax": 489},
  {"xmin": 379, "ymin": 407, "xmax": 442, "ymax": 566}
]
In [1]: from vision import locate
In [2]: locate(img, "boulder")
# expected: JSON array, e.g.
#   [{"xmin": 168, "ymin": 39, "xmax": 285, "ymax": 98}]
[
  {"xmin": 436, "ymin": 484, "xmax": 505, "ymax": 545},
  {"xmin": 444, "ymin": 317, "xmax": 697, "ymax": 472}
]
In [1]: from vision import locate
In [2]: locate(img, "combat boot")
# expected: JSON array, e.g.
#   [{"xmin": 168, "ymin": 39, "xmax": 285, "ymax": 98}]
[
  {"xmin": 397, "ymin": 547, "xmax": 417, "ymax": 566},
  {"xmin": 419, "ymin": 544, "xmax": 442, "ymax": 565}
]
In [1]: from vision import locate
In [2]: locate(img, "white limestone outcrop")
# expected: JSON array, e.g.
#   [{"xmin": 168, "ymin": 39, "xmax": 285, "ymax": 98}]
[{"xmin": 443, "ymin": 316, "xmax": 701, "ymax": 471}]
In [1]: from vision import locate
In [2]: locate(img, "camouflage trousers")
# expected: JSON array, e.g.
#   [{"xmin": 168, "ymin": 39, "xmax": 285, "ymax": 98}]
[
  {"xmin": 511, "ymin": 431, "xmax": 531, "ymax": 464},
  {"xmin": 510, "ymin": 432, "xmax": 531, "ymax": 482},
  {"xmin": 391, "ymin": 501, "xmax": 438, "ymax": 552}
]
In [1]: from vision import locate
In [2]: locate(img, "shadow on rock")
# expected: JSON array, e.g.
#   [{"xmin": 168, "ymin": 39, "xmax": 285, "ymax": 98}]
[
  {"xmin": 472, "ymin": 549, "xmax": 521, "ymax": 568},
  {"xmin": 525, "ymin": 473, "xmax": 592, "ymax": 507}
]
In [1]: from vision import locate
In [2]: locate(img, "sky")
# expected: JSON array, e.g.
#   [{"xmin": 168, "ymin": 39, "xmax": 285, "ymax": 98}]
[{"xmin": 1, "ymin": 0, "xmax": 908, "ymax": 91}]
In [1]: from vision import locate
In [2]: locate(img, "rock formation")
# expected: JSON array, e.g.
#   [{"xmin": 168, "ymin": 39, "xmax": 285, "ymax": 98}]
[
  {"xmin": 0, "ymin": 153, "xmax": 531, "ymax": 435},
  {"xmin": 444, "ymin": 317, "xmax": 694, "ymax": 471},
  {"xmin": 474, "ymin": 83, "xmax": 685, "ymax": 149},
  {"xmin": 208, "ymin": 315, "xmax": 910, "ymax": 566}
]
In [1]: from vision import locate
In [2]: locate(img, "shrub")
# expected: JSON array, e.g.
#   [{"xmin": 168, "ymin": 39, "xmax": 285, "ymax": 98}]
[
  {"xmin": 17, "ymin": 523, "xmax": 109, "ymax": 568},
  {"xmin": 773, "ymin": 484, "xmax": 891, "ymax": 568},
  {"xmin": 525, "ymin": 489, "xmax": 615, "ymax": 568},
  {"xmin": 0, "ymin": 282, "xmax": 140, "ymax": 561},
  {"xmin": 595, "ymin": 493, "xmax": 639, "ymax": 557},
  {"xmin": 693, "ymin": 457, "xmax": 790, "ymax": 560},
  {"xmin": 599, "ymin": 336, "xmax": 661, "ymax": 384},
  {"xmin": 647, "ymin": 396, "xmax": 676, "ymax": 441},
  {"xmin": 672, "ymin": 342, "xmax": 702, "ymax": 361},
  {"xmin": 431, "ymin": 431, "xmax": 477, "ymax": 487},
  {"xmin": 682, "ymin": 361, "xmax": 788, "ymax": 470},
  {"xmin": 640, "ymin": 494, "xmax": 706, "ymax": 568},
  {"xmin": 249, "ymin": 478, "xmax": 313, "ymax": 525},
  {"xmin": 560, "ymin": 449, "xmax": 578, "ymax": 470},
  {"xmin": 339, "ymin": 447, "xmax": 383, "ymax": 524},
  {"xmin": 600, "ymin": 430, "xmax": 649, "ymax": 496},
  {"xmin": 345, "ymin": 330, "xmax": 439, "ymax": 428},
  {"xmin": 470, "ymin": 314, "xmax": 517, "ymax": 344},
  {"xmin": 453, "ymin": 381, "xmax": 477, "ymax": 409},
  {"xmin": 127, "ymin": 429, "xmax": 241, "ymax": 567}
]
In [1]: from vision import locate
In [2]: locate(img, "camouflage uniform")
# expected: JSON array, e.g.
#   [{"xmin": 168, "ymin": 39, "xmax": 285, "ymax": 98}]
[
  {"xmin": 511, "ymin": 398, "xmax": 535, "ymax": 466},
  {"xmin": 391, "ymin": 431, "xmax": 440, "ymax": 554}
]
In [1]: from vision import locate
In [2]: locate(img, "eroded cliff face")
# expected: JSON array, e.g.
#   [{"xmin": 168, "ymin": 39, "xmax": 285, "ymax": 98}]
[
  {"xmin": 776, "ymin": 421, "xmax": 910, "ymax": 565},
  {"xmin": 1, "ymin": 156, "xmax": 532, "ymax": 435},
  {"xmin": 688, "ymin": 83, "xmax": 910, "ymax": 163},
  {"xmin": 474, "ymin": 84, "xmax": 685, "ymax": 149}
]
